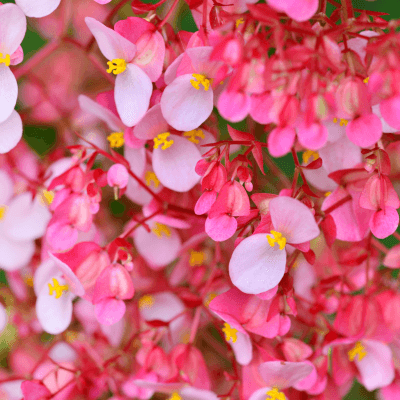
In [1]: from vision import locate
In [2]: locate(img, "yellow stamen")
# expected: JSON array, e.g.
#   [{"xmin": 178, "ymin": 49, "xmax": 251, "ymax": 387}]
[
  {"xmin": 152, "ymin": 222, "xmax": 171, "ymax": 238},
  {"xmin": 190, "ymin": 74, "xmax": 212, "ymax": 91},
  {"xmin": 324, "ymin": 191, "xmax": 332, "ymax": 197},
  {"xmin": 25, "ymin": 275, "xmax": 34, "ymax": 287},
  {"xmin": 107, "ymin": 58, "xmax": 127, "ymax": 75},
  {"xmin": 348, "ymin": 341, "xmax": 367, "ymax": 362},
  {"xmin": 0, "ymin": 205, "xmax": 8, "ymax": 220},
  {"xmin": 169, "ymin": 393, "xmax": 182, "ymax": 400},
  {"xmin": 48, "ymin": 278, "xmax": 69, "ymax": 299},
  {"xmin": 236, "ymin": 18, "xmax": 244, "ymax": 28},
  {"xmin": 0, "ymin": 53, "xmax": 10, "ymax": 67},
  {"xmin": 184, "ymin": 129, "xmax": 205, "ymax": 144},
  {"xmin": 145, "ymin": 171, "xmax": 160, "ymax": 188},
  {"xmin": 333, "ymin": 117, "xmax": 348, "ymax": 126},
  {"xmin": 363, "ymin": 77, "xmax": 369, "ymax": 83},
  {"xmin": 38, "ymin": 190, "xmax": 55, "ymax": 206},
  {"xmin": 107, "ymin": 132, "xmax": 124, "ymax": 148},
  {"xmin": 204, "ymin": 292, "xmax": 217, "ymax": 307},
  {"xmin": 65, "ymin": 331, "xmax": 79, "ymax": 343},
  {"xmin": 154, "ymin": 132, "xmax": 174, "ymax": 150},
  {"xmin": 222, "ymin": 322, "xmax": 237, "ymax": 343},
  {"xmin": 302, "ymin": 150, "xmax": 319, "ymax": 164},
  {"xmin": 189, "ymin": 250, "xmax": 205, "ymax": 266},
  {"xmin": 266, "ymin": 387, "xmax": 286, "ymax": 400},
  {"xmin": 267, "ymin": 230, "xmax": 286, "ymax": 250},
  {"xmin": 138, "ymin": 294, "xmax": 154, "ymax": 309}
]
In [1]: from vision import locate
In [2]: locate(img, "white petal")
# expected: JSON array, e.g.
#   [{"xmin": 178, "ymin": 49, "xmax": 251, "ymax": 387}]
[
  {"xmin": 0, "ymin": 110, "xmax": 23, "ymax": 154},
  {"xmin": 269, "ymin": 196, "xmax": 320, "ymax": 244},
  {"xmin": 152, "ymin": 134, "xmax": 201, "ymax": 192},
  {"xmin": 139, "ymin": 291, "xmax": 185, "ymax": 322},
  {"xmin": 16, "ymin": 0, "xmax": 61, "ymax": 17},
  {"xmin": 0, "ymin": 234, "xmax": 34, "ymax": 271},
  {"xmin": 85, "ymin": 17, "xmax": 136, "ymax": 62},
  {"xmin": 230, "ymin": 330, "xmax": 253, "ymax": 365},
  {"xmin": 49, "ymin": 342, "xmax": 77, "ymax": 363},
  {"xmin": 34, "ymin": 258, "xmax": 59, "ymax": 296},
  {"xmin": 180, "ymin": 387, "xmax": 219, "ymax": 400},
  {"xmin": 164, "ymin": 53, "xmax": 184, "ymax": 85},
  {"xmin": 115, "ymin": 64, "xmax": 152, "ymax": 127},
  {"xmin": 0, "ymin": 65, "xmax": 17, "ymax": 124},
  {"xmin": 0, "ymin": 380, "xmax": 24, "ymax": 400},
  {"xmin": 160, "ymin": 74, "xmax": 214, "ymax": 131},
  {"xmin": 36, "ymin": 278, "xmax": 74, "ymax": 335},
  {"xmin": 0, "ymin": 169, "xmax": 13, "ymax": 205},
  {"xmin": 4, "ymin": 193, "xmax": 51, "ymax": 241},
  {"xmin": 249, "ymin": 388, "xmax": 275, "ymax": 400},
  {"xmin": 229, "ymin": 233, "xmax": 286, "ymax": 294},
  {"xmin": 124, "ymin": 146, "xmax": 146, "ymax": 182},
  {"xmin": 133, "ymin": 104, "xmax": 169, "ymax": 140},
  {"xmin": 0, "ymin": 4, "xmax": 26, "ymax": 54},
  {"xmin": 78, "ymin": 95, "xmax": 123, "ymax": 132}
]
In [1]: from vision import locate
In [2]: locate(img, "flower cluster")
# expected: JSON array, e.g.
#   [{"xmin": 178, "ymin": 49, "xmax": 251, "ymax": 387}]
[{"xmin": 2, "ymin": 0, "xmax": 400, "ymax": 399}]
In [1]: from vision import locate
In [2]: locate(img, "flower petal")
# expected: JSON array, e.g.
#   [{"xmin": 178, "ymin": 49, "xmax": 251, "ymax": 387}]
[
  {"xmin": 115, "ymin": 63, "xmax": 152, "ymax": 127},
  {"xmin": 85, "ymin": 17, "xmax": 136, "ymax": 62},
  {"xmin": 152, "ymin": 134, "xmax": 201, "ymax": 192},
  {"xmin": 0, "ymin": 110, "xmax": 23, "ymax": 154},
  {"xmin": 36, "ymin": 278, "xmax": 74, "ymax": 334},
  {"xmin": 346, "ymin": 114, "xmax": 382, "ymax": 148},
  {"xmin": 0, "ymin": 235, "xmax": 35, "ymax": 271},
  {"xmin": 229, "ymin": 330, "xmax": 253, "ymax": 366},
  {"xmin": 229, "ymin": 233, "xmax": 287, "ymax": 294},
  {"xmin": 269, "ymin": 196, "xmax": 320, "ymax": 244},
  {"xmin": 124, "ymin": 146, "xmax": 146, "ymax": 185},
  {"xmin": 160, "ymin": 74, "xmax": 213, "ymax": 131},
  {"xmin": 0, "ymin": 170, "xmax": 13, "ymax": 205},
  {"xmin": 370, "ymin": 207, "xmax": 399, "ymax": 239},
  {"xmin": 0, "ymin": 65, "xmax": 17, "ymax": 124},
  {"xmin": 205, "ymin": 214, "xmax": 237, "ymax": 242},
  {"xmin": 134, "ymin": 104, "xmax": 169, "ymax": 140},
  {"xmin": 139, "ymin": 291, "xmax": 185, "ymax": 322},
  {"xmin": 0, "ymin": 3, "xmax": 26, "ymax": 54},
  {"xmin": 15, "ymin": 0, "xmax": 61, "ymax": 17},
  {"xmin": 94, "ymin": 298, "xmax": 126, "ymax": 325}
]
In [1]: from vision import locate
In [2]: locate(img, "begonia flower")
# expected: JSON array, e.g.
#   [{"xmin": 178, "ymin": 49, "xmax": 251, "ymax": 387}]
[
  {"xmin": 15, "ymin": 0, "xmax": 61, "ymax": 18},
  {"xmin": 229, "ymin": 196, "xmax": 319, "ymax": 294}
]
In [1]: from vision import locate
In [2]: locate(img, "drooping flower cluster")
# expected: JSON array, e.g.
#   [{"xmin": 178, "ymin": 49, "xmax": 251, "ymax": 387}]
[{"xmin": 2, "ymin": 0, "xmax": 400, "ymax": 399}]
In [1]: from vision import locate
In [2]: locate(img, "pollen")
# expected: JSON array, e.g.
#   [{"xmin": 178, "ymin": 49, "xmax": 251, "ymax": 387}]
[
  {"xmin": 107, "ymin": 58, "xmax": 127, "ymax": 75},
  {"xmin": 189, "ymin": 250, "xmax": 205, "ymax": 266},
  {"xmin": 204, "ymin": 292, "xmax": 217, "ymax": 307},
  {"xmin": 0, "ymin": 205, "xmax": 8, "ymax": 221},
  {"xmin": 0, "ymin": 53, "xmax": 10, "ymax": 67},
  {"xmin": 332, "ymin": 117, "xmax": 348, "ymax": 127},
  {"xmin": 154, "ymin": 132, "xmax": 174, "ymax": 150},
  {"xmin": 348, "ymin": 341, "xmax": 367, "ymax": 362},
  {"xmin": 302, "ymin": 150, "xmax": 319, "ymax": 164},
  {"xmin": 236, "ymin": 18, "xmax": 244, "ymax": 28},
  {"xmin": 267, "ymin": 230, "xmax": 286, "ymax": 250},
  {"xmin": 168, "ymin": 392, "xmax": 182, "ymax": 400},
  {"xmin": 107, "ymin": 132, "xmax": 124, "ymax": 148},
  {"xmin": 138, "ymin": 294, "xmax": 154, "ymax": 309},
  {"xmin": 190, "ymin": 74, "xmax": 212, "ymax": 91},
  {"xmin": 222, "ymin": 322, "xmax": 238, "ymax": 343},
  {"xmin": 39, "ymin": 190, "xmax": 55, "ymax": 206},
  {"xmin": 184, "ymin": 129, "xmax": 205, "ymax": 144},
  {"xmin": 152, "ymin": 222, "xmax": 171, "ymax": 238},
  {"xmin": 48, "ymin": 278, "xmax": 69, "ymax": 299},
  {"xmin": 266, "ymin": 387, "xmax": 286, "ymax": 400},
  {"xmin": 145, "ymin": 171, "xmax": 160, "ymax": 188},
  {"xmin": 363, "ymin": 77, "xmax": 369, "ymax": 83}
]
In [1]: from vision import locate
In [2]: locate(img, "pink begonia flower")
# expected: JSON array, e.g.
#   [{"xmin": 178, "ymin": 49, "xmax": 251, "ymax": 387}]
[
  {"xmin": 205, "ymin": 180, "xmax": 250, "ymax": 242},
  {"xmin": 0, "ymin": 4, "xmax": 26, "ymax": 124},
  {"xmin": 248, "ymin": 360, "xmax": 315, "ymax": 400},
  {"xmin": 267, "ymin": 0, "xmax": 318, "ymax": 22},
  {"xmin": 0, "ymin": 171, "xmax": 51, "ymax": 271},
  {"xmin": 133, "ymin": 220, "xmax": 182, "ymax": 269},
  {"xmin": 85, "ymin": 17, "xmax": 154, "ymax": 127},
  {"xmin": 92, "ymin": 263, "xmax": 134, "ymax": 325},
  {"xmin": 15, "ymin": 0, "xmax": 61, "ymax": 18},
  {"xmin": 161, "ymin": 46, "xmax": 223, "ymax": 131},
  {"xmin": 326, "ymin": 338, "xmax": 395, "ymax": 391},
  {"xmin": 107, "ymin": 163, "xmax": 129, "ymax": 189},
  {"xmin": 229, "ymin": 196, "xmax": 319, "ymax": 294}
]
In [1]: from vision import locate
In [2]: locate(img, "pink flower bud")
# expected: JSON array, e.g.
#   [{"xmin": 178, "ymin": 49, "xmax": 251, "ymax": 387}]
[{"xmin": 107, "ymin": 164, "xmax": 129, "ymax": 189}]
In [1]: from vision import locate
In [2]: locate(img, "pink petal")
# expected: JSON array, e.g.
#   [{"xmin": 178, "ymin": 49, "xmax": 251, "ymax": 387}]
[
  {"xmin": 0, "ymin": 303, "xmax": 7, "ymax": 333},
  {"xmin": 229, "ymin": 233, "xmax": 287, "ymax": 294},
  {"xmin": 380, "ymin": 383, "xmax": 400, "ymax": 400},
  {"xmin": 0, "ymin": 170, "xmax": 13, "ymax": 204},
  {"xmin": 114, "ymin": 17, "xmax": 155, "ymax": 45},
  {"xmin": 160, "ymin": 74, "xmax": 214, "ymax": 131},
  {"xmin": 0, "ymin": 235, "xmax": 35, "ymax": 271},
  {"xmin": 249, "ymin": 387, "xmax": 275, "ymax": 400},
  {"xmin": 283, "ymin": 0, "xmax": 319, "ymax": 22},
  {"xmin": 297, "ymin": 122, "xmax": 328, "ymax": 150},
  {"xmin": 184, "ymin": 46, "xmax": 222, "ymax": 77},
  {"xmin": 268, "ymin": 127, "xmax": 296, "ymax": 158},
  {"xmin": 0, "ymin": 65, "xmax": 18, "ymax": 124},
  {"xmin": 133, "ymin": 104, "xmax": 169, "ymax": 140},
  {"xmin": 115, "ymin": 63, "xmax": 152, "ymax": 127},
  {"xmin": 229, "ymin": 330, "xmax": 253, "ymax": 366},
  {"xmin": 258, "ymin": 360, "xmax": 314, "ymax": 389},
  {"xmin": 346, "ymin": 114, "xmax": 382, "ymax": 148},
  {"xmin": 21, "ymin": 381, "xmax": 51, "ymax": 400},
  {"xmin": 195, "ymin": 191, "xmax": 217, "ymax": 215},
  {"xmin": 218, "ymin": 91, "xmax": 251, "ymax": 123},
  {"xmin": 0, "ymin": 110, "xmax": 23, "ymax": 154},
  {"xmin": 0, "ymin": 4, "xmax": 26, "ymax": 54},
  {"xmin": 356, "ymin": 340, "xmax": 395, "ymax": 391},
  {"xmin": 46, "ymin": 221, "xmax": 79, "ymax": 252},
  {"xmin": 164, "ymin": 53, "xmax": 184, "ymax": 85},
  {"xmin": 380, "ymin": 95, "xmax": 400, "ymax": 130},
  {"xmin": 94, "ymin": 298, "xmax": 126, "ymax": 325},
  {"xmin": 85, "ymin": 17, "xmax": 136, "ymax": 62},
  {"xmin": 250, "ymin": 93, "xmax": 273, "ymax": 124},
  {"xmin": 139, "ymin": 291, "xmax": 185, "ymax": 322},
  {"xmin": 205, "ymin": 214, "xmax": 237, "ymax": 242},
  {"xmin": 133, "ymin": 224, "xmax": 182, "ymax": 268},
  {"xmin": 180, "ymin": 387, "xmax": 219, "ymax": 400},
  {"xmin": 383, "ymin": 244, "xmax": 400, "ymax": 269},
  {"xmin": 78, "ymin": 95, "xmax": 123, "ymax": 132},
  {"xmin": 370, "ymin": 207, "xmax": 399, "ymax": 239},
  {"xmin": 152, "ymin": 134, "xmax": 201, "ymax": 192},
  {"xmin": 124, "ymin": 147, "xmax": 146, "ymax": 184},
  {"xmin": 15, "ymin": 0, "xmax": 61, "ymax": 17},
  {"xmin": 269, "ymin": 196, "xmax": 319, "ymax": 244}
]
